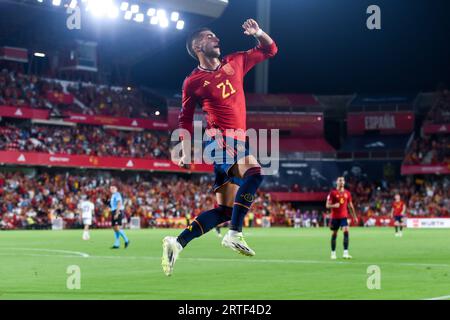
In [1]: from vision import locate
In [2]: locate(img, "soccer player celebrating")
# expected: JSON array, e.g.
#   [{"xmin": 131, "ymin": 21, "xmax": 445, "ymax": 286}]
[
  {"xmin": 161, "ymin": 19, "xmax": 278, "ymax": 276},
  {"xmin": 391, "ymin": 193, "xmax": 406, "ymax": 237},
  {"xmin": 326, "ymin": 177, "xmax": 358, "ymax": 260},
  {"xmin": 109, "ymin": 185, "xmax": 130, "ymax": 249},
  {"xmin": 78, "ymin": 194, "xmax": 95, "ymax": 240}
]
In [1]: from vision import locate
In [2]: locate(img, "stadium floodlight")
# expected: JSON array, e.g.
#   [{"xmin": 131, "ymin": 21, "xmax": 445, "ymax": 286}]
[
  {"xmin": 134, "ymin": 13, "xmax": 144, "ymax": 23},
  {"xmin": 69, "ymin": 0, "xmax": 77, "ymax": 9},
  {"xmin": 150, "ymin": 16, "xmax": 158, "ymax": 25},
  {"xmin": 52, "ymin": 0, "xmax": 61, "ymax": 6},
  {"xmin": 91, "ymin": 5, "xmax": 105, "ymax": 16},
  {"xmin": 155, "ymin": 111, "xmax": 160, "ymax": 116},
  {"xmin": 130, "ymin": 4, "xmax": 139, "ymax": 13},
  {"xmin": 159, "ymin": 18, "xmax": 169, "ymax": 28},
  {"xmin": 124, "ymin": 10, "xmax": 133, "ymax": 20},
  {"xmin": 85, "ymin": 0, "xmax": 113, "ymax": 17},
  {"xmin": 34, "ymin": 52, "xmax": 46, "ymax": 58},
  {"xmin": 170, "ymin": 11, "xmax": 179, "ymax": 22},
  {"xmin": 176, "ymin": 20, "xmax": 184, "ymax": 30},
  {"xmin": 37, "ymin": 0, "xmax": 43, "ymax": 3},
  {"xmin": 157, "ymin": 9, "xmax": 166, "ymax": 18},
  {"xmin": 107, "ymin": 5, "xmax": 119, "ymax": 18},
  {"xmin": 147, "ymin": 8, "xmax": 156, "ymax": 16},
  {"xmin": 119, "ymin": 2, "xmax": 128, "ymax": 11}
]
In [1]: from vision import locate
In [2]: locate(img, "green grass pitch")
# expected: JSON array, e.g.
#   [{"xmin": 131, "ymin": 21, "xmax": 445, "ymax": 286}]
[{"xmin": 0, "ymin": 227, "xmax": 449, "ymax": 300}]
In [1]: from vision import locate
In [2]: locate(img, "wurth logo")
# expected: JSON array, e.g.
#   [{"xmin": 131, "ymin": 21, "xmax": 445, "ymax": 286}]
[
  {"xmin": 14, "ymin": 108, "xmax": 23, "ymax": 116},
  {"xmin": 131, "ymin": 120, "xmax": 138, "ymax": 127},
  {"xmin": 17, "ymin": 154, "xmax": 26, "ymax": 162},
  {"xmin": 126, "ymin": 160, "xmax": 134, "ymax": 167}
]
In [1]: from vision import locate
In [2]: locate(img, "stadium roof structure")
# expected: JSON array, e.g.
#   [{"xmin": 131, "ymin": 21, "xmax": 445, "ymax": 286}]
[{"xmin": 0, "ymin": 0, "xmax": 220, "ymax": 82}]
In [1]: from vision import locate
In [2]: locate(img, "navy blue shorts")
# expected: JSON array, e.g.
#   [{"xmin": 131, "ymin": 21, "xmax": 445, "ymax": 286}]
[
  {"xmin": 330, "ymin": 218, "xmax": 349, "ymax": 231},
  {"xmin": 111, "ymin": 211, "xmax": 124, "ymax": 226},
  {"xmin": 204, "ymin": 136, "xmax": 250, "ymax": 192},
  {"xmin": 394, "ymin": 216, "xmax": 404, "ymax": 223}
]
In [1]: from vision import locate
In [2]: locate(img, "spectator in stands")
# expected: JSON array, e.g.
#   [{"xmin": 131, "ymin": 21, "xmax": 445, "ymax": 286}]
[
  {"xmin": 404, "ymin": 134, "xmax": 449, "ymax": 165},
  {"xmin": 0, "ymin": 122, "xmax": 171, "ymax": 159},
  {"xmin": 0, "ymin": 67, "xmax": 161, "ymax": 119}
]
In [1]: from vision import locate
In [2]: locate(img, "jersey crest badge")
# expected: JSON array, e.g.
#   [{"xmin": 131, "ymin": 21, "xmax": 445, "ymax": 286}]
[{"xmin": 222, "ymin": 63, "xmax": 235, "ymax": 75}]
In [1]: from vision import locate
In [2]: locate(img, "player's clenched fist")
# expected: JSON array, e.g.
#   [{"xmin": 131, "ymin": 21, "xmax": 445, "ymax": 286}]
[{"xmin": 242, "ymin": 18, "xmax": 260, "ymax": 36}]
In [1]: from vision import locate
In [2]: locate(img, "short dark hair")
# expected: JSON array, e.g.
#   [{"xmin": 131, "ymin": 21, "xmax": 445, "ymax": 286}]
[{"xmin": 186, "ymin": 27, "xmax": 212, "ymax": 60}]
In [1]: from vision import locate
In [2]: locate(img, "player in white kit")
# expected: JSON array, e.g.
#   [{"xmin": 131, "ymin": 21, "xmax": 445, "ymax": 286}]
[{"xmin": 78, "ymin": 195, "xmax": 95, "ymax": 240}]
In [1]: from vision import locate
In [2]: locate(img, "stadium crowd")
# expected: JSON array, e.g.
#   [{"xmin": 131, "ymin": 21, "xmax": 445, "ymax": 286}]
[
  {"xmin": 1, "ymin": 170, "xmax": 449, "ymax": 230},
  {"xmin": 427, "ymin": 87, "xmax": 450, "ymax": 124},
  {"xmin": 0, "ymin": 170, "xmax": 327, "ymax": 230},
  {"xmin": 66, "ymin": 83, "xmax": 155, "ymax": 118},
  {"xmin": 0, "ymin": 123, "xmax": 170, "ymax": 159},
  {"xmin": 0, "ymin": 66, "xmax": 160, "ymax": 119},
  {"xmin": 0, "ymin": 68, "xmax": 49, "ymax": 110},
  {"xmin": 403, "ymin": 134, "xmax": 450, "ymax": 165},
  {"xmin": 346, "ymin": 176, "xmax": 450, "ymax": 218},
  {"xmin": 403, "ymin": 89, "xmax": 450, "ymax": 165},
  {"xmin": 403, "ymin": 88, "xmax": 450, "ymax": 165},
  {"xmin": 0, "ymin": 171, "xmax": 290, "ymax": 230}
]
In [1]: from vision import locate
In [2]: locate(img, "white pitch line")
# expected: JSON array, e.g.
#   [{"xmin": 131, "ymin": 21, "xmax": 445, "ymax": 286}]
[
  {"xmin": 424, "ymin": 295, "xmax": 450, "ymax": 300},
  {"xmin": 0, "ymin": 248, "xmax": 89, "ymax": 258},
  {"xmin": 1, "ymin": 248, "xmax": 448, "ymax": 269},
  {"xmin": 88, "ymin": 255, "xmax": 450, "ymax": 268}
]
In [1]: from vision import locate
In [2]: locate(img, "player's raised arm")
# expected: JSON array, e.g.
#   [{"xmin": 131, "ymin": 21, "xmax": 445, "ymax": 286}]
[
  {"xmin": 179, "ymin": 80, "xmax": 196, "ymax": 134},
  {"xmin": 241, "ymin": 18, "xmax": 278, "ymax": 74},
  {"xmin": 242, "ymin": 18, "xmax": 274, "ymax": 46}
]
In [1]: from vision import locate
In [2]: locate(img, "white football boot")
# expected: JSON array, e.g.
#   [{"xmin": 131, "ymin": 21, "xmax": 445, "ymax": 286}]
[
  {"xmin": 343, "ymin": 250, "xmax": 352, "ymax": 259},
  {"xmin": 222, "ymin": 230, "xmax": 255, "ymax": 256},
  {"xmin": 331, "ymin": 251, "xmax": 337, "ymax": 260},
  {"xmin": 161, "ymin": 236, "xmax": 183, "ymax": 276},
  {"xmin": 82, "ymin": 231, "xmax": 90, "ymax": 240}
]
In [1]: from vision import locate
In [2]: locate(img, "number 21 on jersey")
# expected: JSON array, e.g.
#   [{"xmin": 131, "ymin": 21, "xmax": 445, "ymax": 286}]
[{"xmin": 216, "ymin": 79, "xmax": 236, "ymax": 99}]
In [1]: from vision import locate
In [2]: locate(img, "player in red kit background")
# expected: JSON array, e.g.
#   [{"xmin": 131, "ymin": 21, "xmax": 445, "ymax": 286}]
[
  {"xmin": 326, "ymin": 177, "xmax": 358, "ymax": 260},
  {"xmin": 391, "ymin": 193, "xmax": 406, "ymax": 237},
  {"xmin": 161, "ymin": 19, "xmax": 278, "ymax": 276}
]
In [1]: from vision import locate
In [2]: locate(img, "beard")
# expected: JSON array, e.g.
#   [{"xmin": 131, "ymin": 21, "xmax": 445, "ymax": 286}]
[{"xmin": 203, "ymin": 47, "xmax": 221, "ymax": 59}]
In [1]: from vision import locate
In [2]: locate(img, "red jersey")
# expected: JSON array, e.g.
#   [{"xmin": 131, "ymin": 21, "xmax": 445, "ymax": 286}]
[
  {"xmin": 179, "ymin": 42, "xmax": 278, "ymax": 141},
  {"xmin": 327, "ymin": 189, "xmax": 352, "ymax": 219},
  {"xmin": 392, "ymin": 200, "xmax": 405, "ymax": 216}
]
